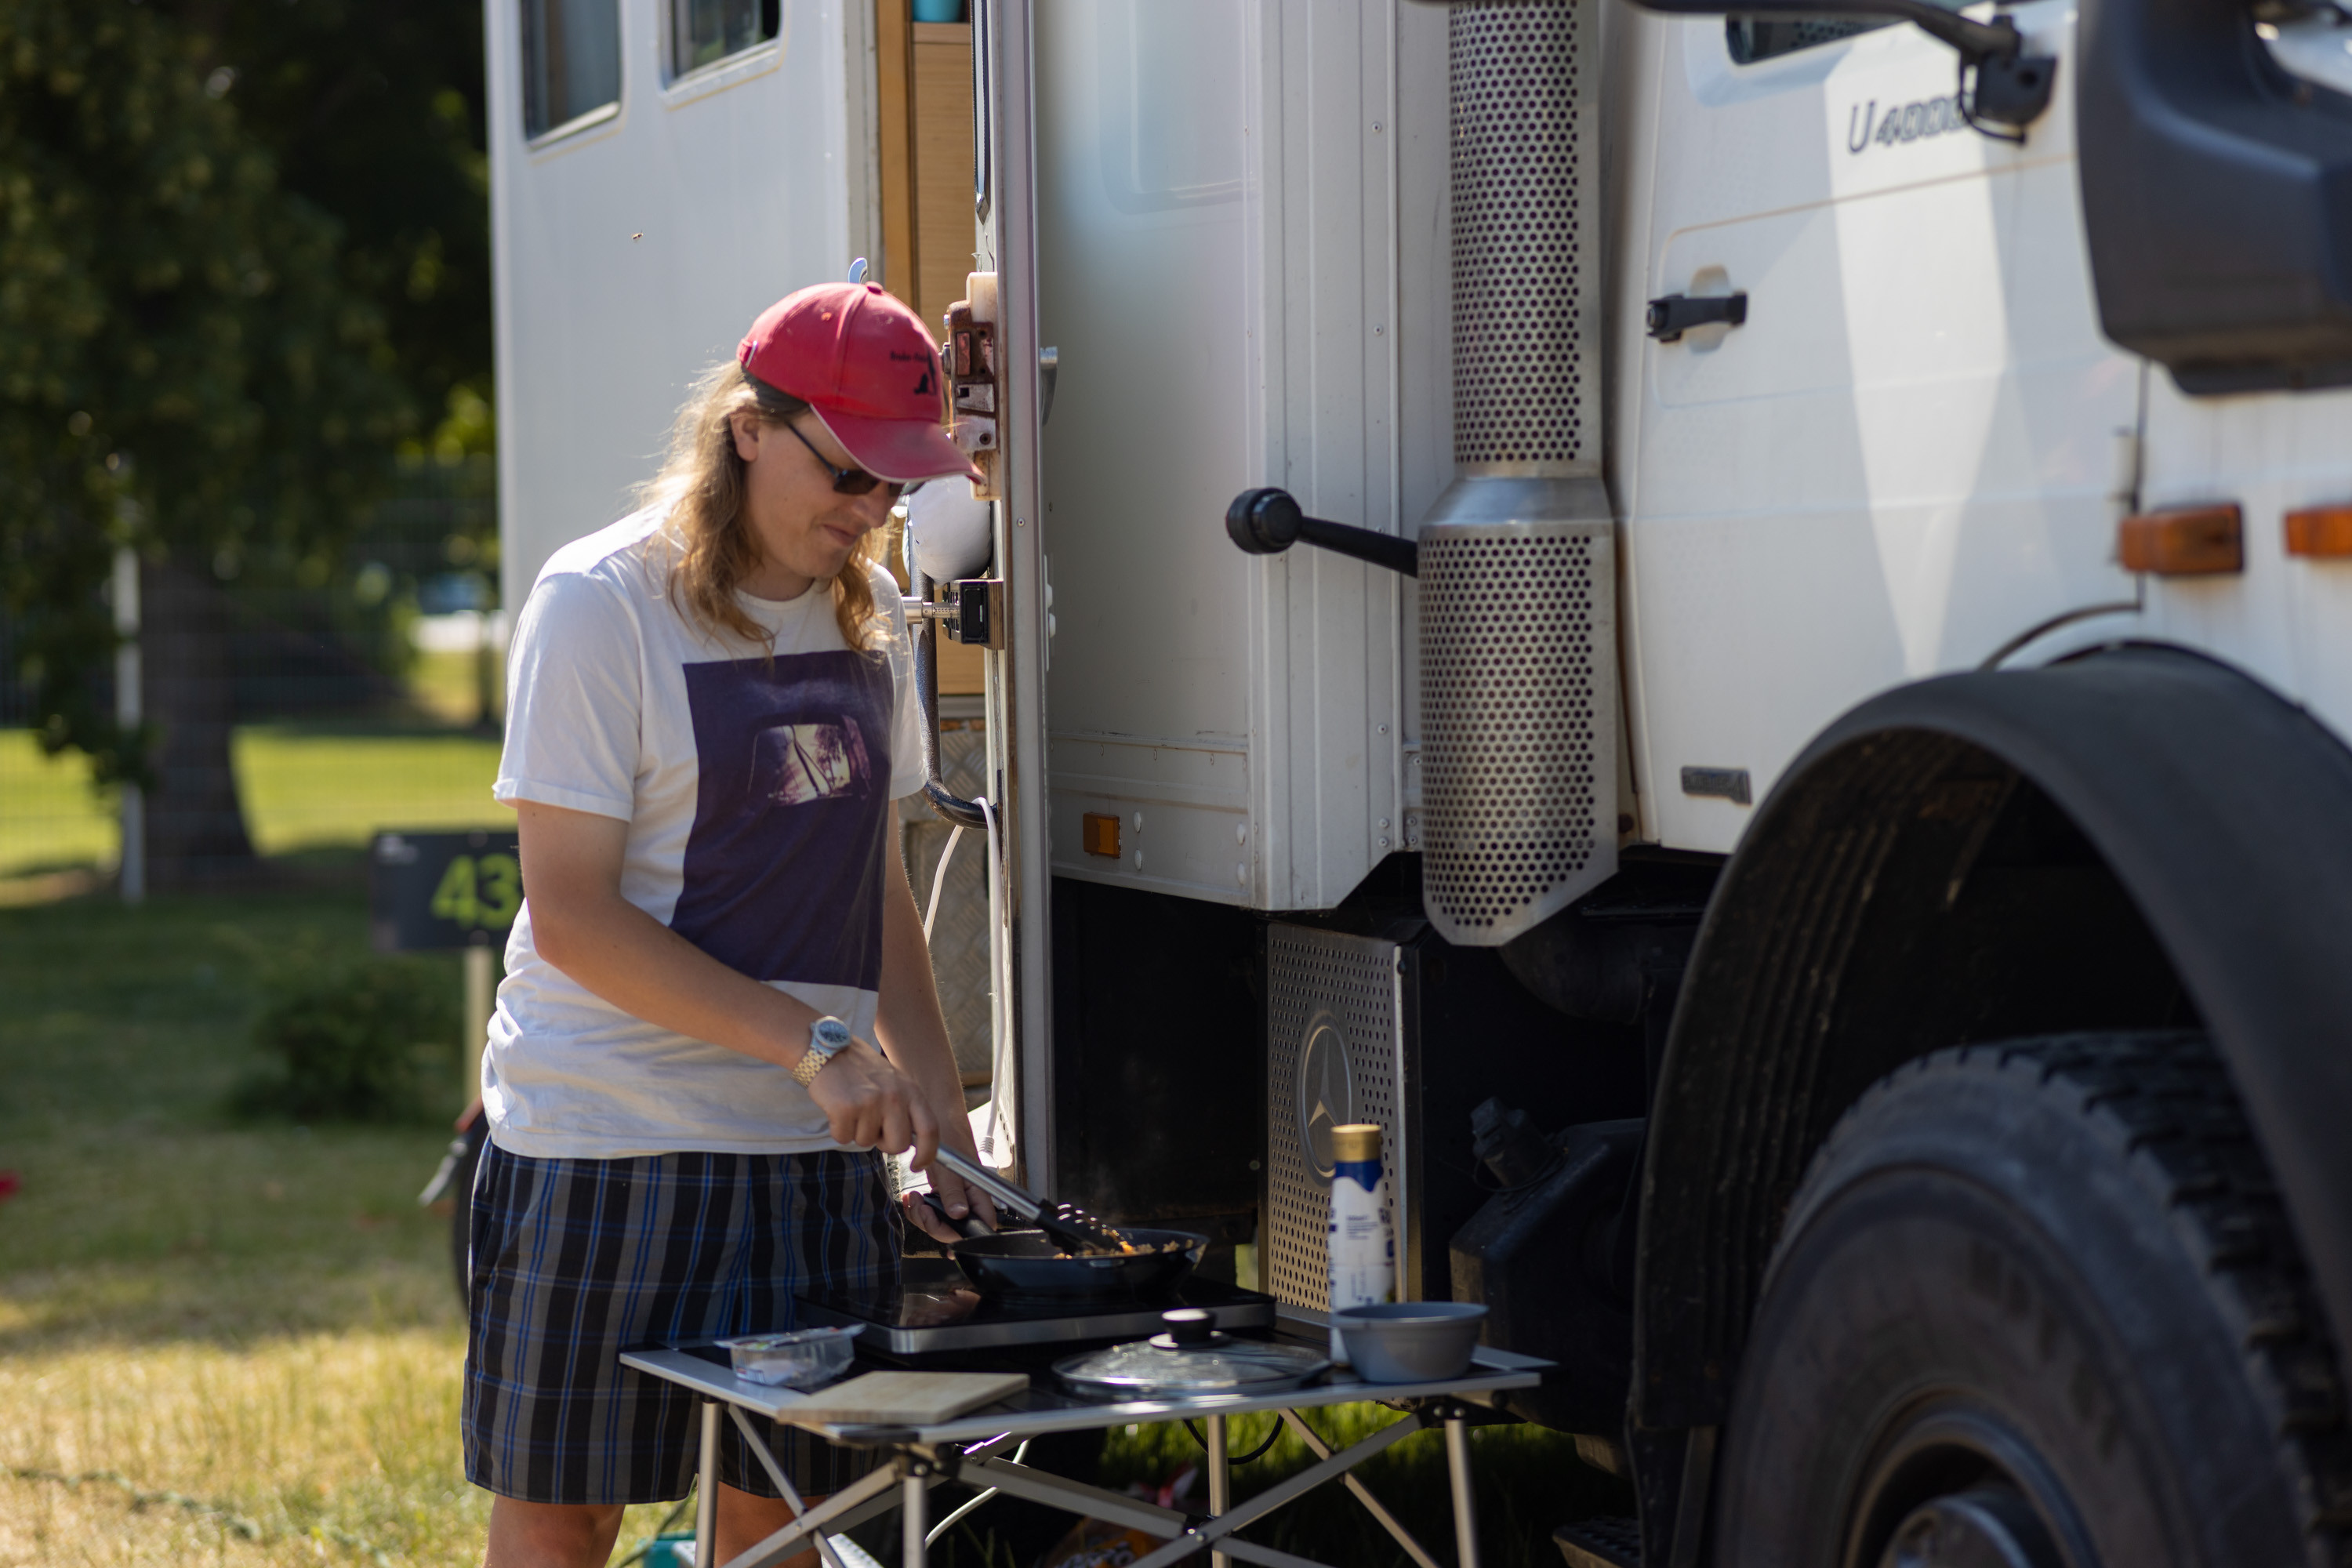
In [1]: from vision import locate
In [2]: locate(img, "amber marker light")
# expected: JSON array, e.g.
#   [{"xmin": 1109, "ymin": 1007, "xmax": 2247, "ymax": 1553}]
[
  {"xmin": 2118, "ymin": 505, "xmax": 2243, "ymax": 575},
  {"xmin": 1081, "ymin": 812, "xmax": 1121, "ymax": 858},
  {"xmin": 2285, "ymin": 506, "xmax": 2352, "ymax": 559}
]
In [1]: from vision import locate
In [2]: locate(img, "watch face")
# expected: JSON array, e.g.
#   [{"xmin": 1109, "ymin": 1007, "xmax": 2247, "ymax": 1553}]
[{"xmin": 812, "ymin": 1018, "xmax": 852, "ymax": 1053}]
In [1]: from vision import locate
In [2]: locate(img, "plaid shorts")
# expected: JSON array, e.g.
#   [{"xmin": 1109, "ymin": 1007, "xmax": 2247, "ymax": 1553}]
[{"xmin": 462, "ymin": 1141, "xmax": 900, "ymax": 1506}]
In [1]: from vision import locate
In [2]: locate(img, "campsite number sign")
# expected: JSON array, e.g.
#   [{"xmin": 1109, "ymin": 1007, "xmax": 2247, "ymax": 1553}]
[{"xmin": 370, "ymin": 829, "xmax": 522, "ymax": 953}]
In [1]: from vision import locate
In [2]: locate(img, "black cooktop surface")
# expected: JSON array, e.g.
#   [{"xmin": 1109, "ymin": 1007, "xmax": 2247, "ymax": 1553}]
[{"xmin": 797, "ymin": 1260, "xmax": 1278, "ymax": 1356}]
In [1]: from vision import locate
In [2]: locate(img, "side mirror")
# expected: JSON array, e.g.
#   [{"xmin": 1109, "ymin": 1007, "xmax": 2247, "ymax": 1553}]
[{"xmin": 1632, "ymin": 0, "xmax": 2056, "ymax": 135}]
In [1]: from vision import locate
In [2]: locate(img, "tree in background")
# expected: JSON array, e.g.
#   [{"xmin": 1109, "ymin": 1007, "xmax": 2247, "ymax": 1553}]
[
  {"xmin": 161, "ymin": 0, "xmax": 492, "ymax": 454},
  {"xmin": 0, "ymin": 0, "xmax": 490, "ymax": 888}
]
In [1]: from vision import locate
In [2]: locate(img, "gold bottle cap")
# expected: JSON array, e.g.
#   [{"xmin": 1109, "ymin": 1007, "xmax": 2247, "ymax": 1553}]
[{"xmin": 1331, "ymin": 1123, "xmax": 1383, "ymax": 1163}]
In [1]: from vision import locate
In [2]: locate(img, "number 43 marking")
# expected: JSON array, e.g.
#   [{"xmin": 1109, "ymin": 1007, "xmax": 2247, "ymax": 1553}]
[{"xmin": 430, "ymin": 853, "xmax": 522, "ymax": 929}]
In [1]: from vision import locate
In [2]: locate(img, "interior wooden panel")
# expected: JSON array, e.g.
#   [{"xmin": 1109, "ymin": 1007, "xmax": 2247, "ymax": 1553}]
[
  {"xmin": 937, "ymin": 635, "xmax": 985, "ymax": 695},
  {"xmin": 873, "ymin": 0, "xmax": 917, "ymax": 304},
  {"xmin": 870, "ymin": 13, "xmax": 982, "ymax": 695},
  {"xmin": 913, "ymin": 19, "xmax": 981, "ymax": 695},
  {"xmin": 912, "ymin": 21, "xmax": 976, "ymax": 335}
]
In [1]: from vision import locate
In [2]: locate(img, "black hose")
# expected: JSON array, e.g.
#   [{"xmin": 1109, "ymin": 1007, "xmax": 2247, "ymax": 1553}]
[
  {"xmin": 1182, "ymin": 1416, "xmax": 1285, "ymax": 1466},
  {"xmin": 905, "ymin": 557, "xmax": 990, "ymax": 830}
]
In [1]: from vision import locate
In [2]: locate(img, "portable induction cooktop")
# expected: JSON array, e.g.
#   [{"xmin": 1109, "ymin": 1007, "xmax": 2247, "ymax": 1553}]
[{"xmin": 796, "ymin": 1260, "xmax": 1279, "ymax": 1357}]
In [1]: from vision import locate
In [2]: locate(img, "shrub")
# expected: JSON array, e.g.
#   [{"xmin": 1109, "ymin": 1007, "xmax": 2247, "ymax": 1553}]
[{"xmin": 238, "ymin": 954, "xmax": 458, "ymax": 1123}]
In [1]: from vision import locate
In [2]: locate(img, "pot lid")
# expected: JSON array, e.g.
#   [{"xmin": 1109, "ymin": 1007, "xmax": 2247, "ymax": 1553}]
[{"xmin": 1054, "ymin": 1310, "xmax": 1330, "ymax": 1397}]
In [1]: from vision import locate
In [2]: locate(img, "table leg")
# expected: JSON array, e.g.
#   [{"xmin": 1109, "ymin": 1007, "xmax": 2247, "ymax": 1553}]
[
  {"xmin": 902, "ymin": 1461, "xmax": 930, "ymax": 1568},
  {"xmin": 1207, "ymin": 1415, "xmax": 1231, "ymax": 1568},
  {"xmin": 1444, "ymin": 1414, "xmax": 1479, "ymax": 1568},
  {"xmin": 696, "ymin": 1399, "xmax": 720, "ymax": 1566}
]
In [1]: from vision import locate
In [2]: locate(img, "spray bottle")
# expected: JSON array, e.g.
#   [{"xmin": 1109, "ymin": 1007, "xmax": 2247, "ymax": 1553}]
[{"xmin": 1327, "ymin": 1123, "xmax": 1395, "ymax": 1363}]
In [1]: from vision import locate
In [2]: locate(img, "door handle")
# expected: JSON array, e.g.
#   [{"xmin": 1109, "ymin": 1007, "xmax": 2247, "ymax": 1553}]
[{"xmin": 1646, "ymin": 291, "xmax": 1748, "ymax": 343}]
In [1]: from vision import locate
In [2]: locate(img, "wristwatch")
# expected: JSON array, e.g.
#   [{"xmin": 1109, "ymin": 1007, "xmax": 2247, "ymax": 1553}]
[{"xmin": 792, "ymin": 1016, "xmax": 853, "ymax": 1087}]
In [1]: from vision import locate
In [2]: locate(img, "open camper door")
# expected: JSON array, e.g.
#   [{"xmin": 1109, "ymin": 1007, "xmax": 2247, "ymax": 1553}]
[{"xmin": 967, "ymin": 0, "xmax": 1056, "ymax": 1194}]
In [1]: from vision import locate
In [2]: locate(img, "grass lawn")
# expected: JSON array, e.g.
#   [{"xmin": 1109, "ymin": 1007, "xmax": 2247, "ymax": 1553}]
[
  {"xmin": 0, "ymin": 843, "xmax": 1619, "ymax": 1565},
  {"xmin": 0, "ymin": 733, "xmax": 122, "ymax": 883},
  {"xmin": 0, "ymin": 887, "xmax": 488, "ymax": 1566},
  {"xmin": 0, "ymin": 723, "xmax": 505, "ymax": 884},
  {"xmin": 232, "ymin": 724, "xmax": 505, "ymax": 856}
]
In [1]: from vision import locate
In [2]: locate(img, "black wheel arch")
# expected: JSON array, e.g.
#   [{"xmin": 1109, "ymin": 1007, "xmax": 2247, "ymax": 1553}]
[{"xmin": 1628, "ymin": 646, "xmax": 2352, "ymax": 1548}]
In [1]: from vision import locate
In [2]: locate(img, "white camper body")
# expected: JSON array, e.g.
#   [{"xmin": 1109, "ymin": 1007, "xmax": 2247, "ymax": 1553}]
[
  {"xmin": 487, "ymin": 0, "xmax": 881, "ymax": 610},
  {"xmin": 491, "ymin": 0, "xmax": 2352, "ymax": 902}
]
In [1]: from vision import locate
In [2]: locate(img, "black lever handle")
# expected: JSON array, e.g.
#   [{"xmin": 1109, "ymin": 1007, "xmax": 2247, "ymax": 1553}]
[
  {"xmin": 1646, "ymin": 291, "xmax": 1748, "ymax": 344},
  {"xmin": 1225, "ymin": 488, "xmax": 1417, "ymax": 578}
]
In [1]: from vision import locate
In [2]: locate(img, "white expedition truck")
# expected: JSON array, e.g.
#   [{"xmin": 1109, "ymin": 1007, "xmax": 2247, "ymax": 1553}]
[{"xmin": 488, "ymin": 0, "xmax": 2352, "ymax": 1562}]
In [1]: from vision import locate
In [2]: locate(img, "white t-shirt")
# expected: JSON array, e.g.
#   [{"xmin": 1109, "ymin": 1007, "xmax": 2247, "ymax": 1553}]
[{"xmin": 483, "ymin": 508, "xmax": 925, "ymax": 1160}]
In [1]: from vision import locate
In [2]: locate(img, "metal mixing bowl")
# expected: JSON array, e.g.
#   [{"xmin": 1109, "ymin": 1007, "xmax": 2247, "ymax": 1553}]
[{"xmin": 1334, "ymin": 1301, "xmax": 1489, "ymax": 1384}]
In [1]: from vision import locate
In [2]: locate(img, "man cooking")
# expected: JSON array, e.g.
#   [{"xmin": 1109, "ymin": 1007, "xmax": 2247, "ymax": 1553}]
[{"xmin": 465, "ymin": 281, "xmax": 998, "ymax": 1568}]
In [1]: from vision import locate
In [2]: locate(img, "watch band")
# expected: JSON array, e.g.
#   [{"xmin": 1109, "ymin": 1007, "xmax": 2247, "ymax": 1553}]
[{"xmin": 792, "ymin": 1016, "xmax": 852, "ymax": 1087}]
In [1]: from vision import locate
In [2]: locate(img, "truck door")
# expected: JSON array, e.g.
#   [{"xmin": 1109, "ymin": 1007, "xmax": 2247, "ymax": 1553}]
[{"xmin": 1624, "ymin": 7, "xmax": 2140, "ymax": 852}]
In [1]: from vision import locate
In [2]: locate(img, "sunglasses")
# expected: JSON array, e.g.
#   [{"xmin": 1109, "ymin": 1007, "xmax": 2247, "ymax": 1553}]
[{"xmin": 780, "ymin": 419, "xmax": 904, "ymax": 500}]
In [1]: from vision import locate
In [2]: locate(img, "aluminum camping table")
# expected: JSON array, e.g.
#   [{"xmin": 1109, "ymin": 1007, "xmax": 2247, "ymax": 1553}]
[{"xmin": 620, "ymin": 1335, "xmax": 1547, "ymax": 1568}]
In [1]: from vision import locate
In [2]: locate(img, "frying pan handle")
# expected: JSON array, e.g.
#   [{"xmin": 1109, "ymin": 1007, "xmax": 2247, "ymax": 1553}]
[
  {"xmin": 929, "ymin": 1146, "xmax": 1044, "ymax": 1223},
  {"xmin": 920, "ymin": 1190, "xmax": 996, "ymax": 1241}
]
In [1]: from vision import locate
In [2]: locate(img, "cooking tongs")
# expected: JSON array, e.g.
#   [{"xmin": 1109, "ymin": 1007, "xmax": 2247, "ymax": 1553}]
[{"xmin": 929, "ymin": 1147, "xmax": 1127, "ymax": 1255}]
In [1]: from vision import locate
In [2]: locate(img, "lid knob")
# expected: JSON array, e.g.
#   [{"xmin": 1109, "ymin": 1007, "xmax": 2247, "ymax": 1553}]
[{"xmin": 1161, "ymin": 1308, "xmax": 1214, "ymax": 1346}]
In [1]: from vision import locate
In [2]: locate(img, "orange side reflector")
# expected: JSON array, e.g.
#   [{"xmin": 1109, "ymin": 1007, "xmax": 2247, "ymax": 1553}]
[
  {"xmin": 2118, "ymin": 505, "xmax": 2242, "ymax": 576},
  {"xmin": 2285, "ymin": 506, "xmax": 2352, "ymax": 558},
  {"xmin": 1081, "ymin": 812, "xmax": 1121, "ymax": 858}
]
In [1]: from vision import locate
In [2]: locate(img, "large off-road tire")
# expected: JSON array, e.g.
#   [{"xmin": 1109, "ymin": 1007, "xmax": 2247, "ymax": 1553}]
[{"xmin": 1715, "ymin": 1034, "xmax": 2350, "ymax": 1568}]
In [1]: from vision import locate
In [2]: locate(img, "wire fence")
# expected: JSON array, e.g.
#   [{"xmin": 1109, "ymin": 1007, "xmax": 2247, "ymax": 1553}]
[{"xmin": 0, "ymin": 457, "xmax": 506, "ymax": 892}]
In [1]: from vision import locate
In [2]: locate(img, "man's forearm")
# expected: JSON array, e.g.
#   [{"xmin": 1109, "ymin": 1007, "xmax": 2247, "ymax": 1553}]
[{"xmin": 514, "ymin": 797, "xmax": 938, "ymax": 1164}]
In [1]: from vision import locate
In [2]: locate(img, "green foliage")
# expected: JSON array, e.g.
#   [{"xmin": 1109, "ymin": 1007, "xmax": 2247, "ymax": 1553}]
[
  {"xmin": 0, "ymin": 0, "xmax": 493, "ymax": 779},
  {"xmin": 151, "ymin": 0, "xmax": 495, "ymax": 455},
  {"xmin": 239, "ymin": 951, "xmax": 458, "ymax": 1123}
]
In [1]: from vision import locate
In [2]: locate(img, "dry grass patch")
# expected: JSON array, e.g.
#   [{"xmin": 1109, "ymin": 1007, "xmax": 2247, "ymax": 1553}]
[{"xmin": 0, "ymin": 1327, "xmax": 488, "ymax": 1567}]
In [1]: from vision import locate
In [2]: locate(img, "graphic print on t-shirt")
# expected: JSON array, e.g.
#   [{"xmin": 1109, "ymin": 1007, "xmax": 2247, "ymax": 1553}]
[
  {"xmin": 750, "ymin": 717, "xmax": 873, "ymax": 808},
  {"xmin": 674, "ymin": 650, "xmax": 894, "ymax": 989}
]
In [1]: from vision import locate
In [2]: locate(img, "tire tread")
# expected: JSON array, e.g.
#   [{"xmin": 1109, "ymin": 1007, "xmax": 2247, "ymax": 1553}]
[{"xmin": 1824, "ymin": 1033, "xmax": 2352, "ymax": 1555}]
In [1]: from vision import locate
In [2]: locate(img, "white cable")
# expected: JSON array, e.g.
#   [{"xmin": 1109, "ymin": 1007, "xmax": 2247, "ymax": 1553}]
[
  {"xmin": 975, "ymin": 794, "xmax": 1014, "ymax": 1166},
  {"xmin": 922, "ymin": 825, "xmax": 965, "ymax": 943},
  {"xmin": 924, "ymin": 1439, "xmax": 1029, "ymax": 1547}
]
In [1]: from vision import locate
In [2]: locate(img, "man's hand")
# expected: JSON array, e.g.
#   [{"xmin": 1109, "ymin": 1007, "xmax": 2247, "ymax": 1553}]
[
  {"xmin": 806, "ymin": 1040, "xmax": 938, "ymax": 1168},
  {"xmin": 807, "ymin": 1040, "xmax": 1000, "ymax": 1243},
  {"xmin": 904, "ymin": 1123, "xmax": 1003, "ymax": 1243}
]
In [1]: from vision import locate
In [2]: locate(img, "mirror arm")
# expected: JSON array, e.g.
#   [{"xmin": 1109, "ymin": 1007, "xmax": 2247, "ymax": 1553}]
[{"xmin": 1632, "ymin": 0, "xmax": 2021, "ymax": 62}]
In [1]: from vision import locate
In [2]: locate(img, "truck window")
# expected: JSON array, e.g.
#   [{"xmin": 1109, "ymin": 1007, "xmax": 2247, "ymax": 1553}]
[
  {"xmin": 673, "ymin": 0, "xmax": 782, "ymax": 77},
  {"xmin": 521, "ymin": 0, "xmax": 622, "ymax": 139},
  {"xmin": 1725, "ymin": 18, "xmax": 1884, "ymax": 63}
]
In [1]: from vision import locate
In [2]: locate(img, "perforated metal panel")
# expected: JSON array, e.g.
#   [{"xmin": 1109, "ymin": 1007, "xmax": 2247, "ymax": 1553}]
[
  {"xmin": 1265, "ymin": 925, "xmax": 1405, "ymax": 1317},
  {"xmin": 1450, "ymin": 1, "xmax": 1593, "ymax": 473},
  {"xmin": 1419, "ymin": 520, "xmax": 1617, "ymax": 945}
]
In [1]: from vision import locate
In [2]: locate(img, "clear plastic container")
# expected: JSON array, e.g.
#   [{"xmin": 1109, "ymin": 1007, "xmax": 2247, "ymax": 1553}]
[{"xmin": 718, "ymin": 1325, "xmax": 861, "ymax": 1388}]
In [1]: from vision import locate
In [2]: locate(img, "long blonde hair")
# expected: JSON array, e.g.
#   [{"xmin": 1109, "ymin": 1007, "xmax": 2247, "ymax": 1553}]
[{"xmin": 640, "ymin": 361, "xmax": 885, "ymax": 652}]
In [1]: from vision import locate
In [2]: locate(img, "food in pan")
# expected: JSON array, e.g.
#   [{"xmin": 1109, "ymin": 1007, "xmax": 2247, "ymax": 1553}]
[{"xmin": 1069, "ymin": 1232, "xmax": 1189, "ymax": 1258}]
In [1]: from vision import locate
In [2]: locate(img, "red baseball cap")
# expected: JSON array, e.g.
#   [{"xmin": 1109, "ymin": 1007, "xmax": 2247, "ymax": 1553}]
[{"xmin": 737, "ymin": 281, "xmax": 982, "ymax": 485}]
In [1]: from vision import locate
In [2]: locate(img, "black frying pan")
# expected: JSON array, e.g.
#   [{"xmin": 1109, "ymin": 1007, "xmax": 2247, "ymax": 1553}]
[{"xmin": 920, "ymin": 1194, "xmax": 1207, "ymax": 1302}]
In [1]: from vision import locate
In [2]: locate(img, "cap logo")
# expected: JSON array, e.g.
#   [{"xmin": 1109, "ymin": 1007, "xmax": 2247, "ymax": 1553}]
[{"xmin": 913, "ymin": 368, "xmax": 933, "ymax": 396}]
